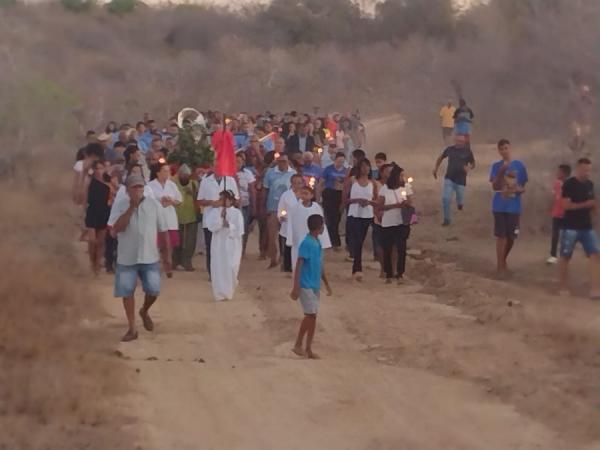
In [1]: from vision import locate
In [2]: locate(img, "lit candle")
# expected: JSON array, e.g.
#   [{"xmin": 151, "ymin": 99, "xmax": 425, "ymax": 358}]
[
  {"xmin": 317, "ymin": 147, "xmax": 323, "ymax": 154},
  {"xmin": 158, "ymin": 158, "xmax": 166, "ymax": 164},
  {"xmin": 274, "ymin": 152, "xmax": 280, "ymax": 159},
  {"xmin": 309, "ymin": 177, "xmax": 316, "ymax": 188},
  {"xmin": 401, "ymin": 190, "xmax": 407, "ymax": 200},
  {"xmin": 407, "ymin": 177, "xmax": 414, "ymax": 184},
  {"xmin": 281, "ymin": 209, "xmax": 287, "ymax": 217}
]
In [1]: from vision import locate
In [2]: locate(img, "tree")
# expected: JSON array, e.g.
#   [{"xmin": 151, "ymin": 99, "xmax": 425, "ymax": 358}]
[
  {"xmin": 167, "ymin": 126, "xmax": 214, "ymax": 169},
  {"xmin": 106, "ymin": 0, "xmax": 135, "ymax": 15},
  {"xmin": 60, "ymin": 0, "xmax": 95, "ymax": 13}
]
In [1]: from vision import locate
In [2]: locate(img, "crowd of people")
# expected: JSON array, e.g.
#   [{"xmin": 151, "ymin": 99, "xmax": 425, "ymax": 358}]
[{"xmin": 71, "ymin": 102, "xmax": 598, "ymax": 356}]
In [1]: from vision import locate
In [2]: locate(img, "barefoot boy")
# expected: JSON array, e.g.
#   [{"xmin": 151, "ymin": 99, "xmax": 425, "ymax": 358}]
[{"xmin": 290, "ymin": 214, "xmax": 332, "ymax": 359}]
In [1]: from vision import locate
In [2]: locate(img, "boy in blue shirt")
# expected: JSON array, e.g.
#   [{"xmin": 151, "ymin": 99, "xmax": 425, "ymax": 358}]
[
  {"xmin": 290, "ymin": 214, "xmax": 332, "ymax": 359},
  {"xmin": 490, "ymin": 139, "xmax": 528, "ymax": 274}
]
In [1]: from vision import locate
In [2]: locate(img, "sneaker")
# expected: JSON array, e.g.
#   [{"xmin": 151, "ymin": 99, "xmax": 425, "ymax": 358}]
[
  {"xmin": 345, "ymin": 256, "xmax": 354, "ymax": 262},
  {"xmin": 546, "ymin": 256, "xmax": 558, "ymax": 265},
  {"xmin": 442, "ymin": 220, "xmax": 451, "ymax": 227},
  {"xmin": 353, "ymin": 272, "xmax": 363, "ymax": 282},
  {"xmin": 457, "ymin": 204, "xmax": 464, "ymax": 211}
]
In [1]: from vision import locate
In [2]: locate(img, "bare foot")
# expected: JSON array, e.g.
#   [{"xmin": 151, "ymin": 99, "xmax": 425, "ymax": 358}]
[
  {"xmin": 306, "ymin": 350, "xmax": 320, "ymax": 360},
  {"xmin": 292, "ymin": 347, "xmax": 305, "ymax": 357}
]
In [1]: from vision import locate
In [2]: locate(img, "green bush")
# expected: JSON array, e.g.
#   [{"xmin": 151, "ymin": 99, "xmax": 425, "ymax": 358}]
[
  {"xmin": 106, "ymin": 0, "xmax": 135, "ymax": 15},
  {"xmin": 0, "ymin": 0, "xmax": 17, "ymax": 9},
  {"xmin": 60, "ymin": 0, "xmax": 95, "ymax": 12}
]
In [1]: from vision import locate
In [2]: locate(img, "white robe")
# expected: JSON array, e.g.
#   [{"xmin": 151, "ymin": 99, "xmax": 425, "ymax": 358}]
[
  {"xmin": 277, "ymin": 188, "xmax": 300, "ymax": 239},
  {"xmin": 206, "ymin": 206, "xmax": 244, "ymax": 302},
  {"xmin": 286, "ymin": 202, "xmax": 331, "ymax": 270}
]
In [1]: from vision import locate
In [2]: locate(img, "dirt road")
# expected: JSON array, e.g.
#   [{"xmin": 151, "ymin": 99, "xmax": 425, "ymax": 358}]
[{"xmin": 94, "ymin": 118, "xmax": 600, "ymax": 450}]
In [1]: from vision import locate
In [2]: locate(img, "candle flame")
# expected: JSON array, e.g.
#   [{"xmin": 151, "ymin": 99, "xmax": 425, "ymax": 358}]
[
  {"xmin": 158, "ymin": 158, "xmax": 166, "ymax": 164},
  {"xmin": 317, "ymin": 147, "xmax": 323, "ymax": 154},
  {"xmin": 407, "ymin": 177, "xmax": 414, "ymax": 183},
  {"xmin": 309, "ymin": 177, "xmax": 316, "ymax": 188},
  {"xmin": 281, "ymin": 209, "xmax": 287, "ymax": 216},
  {"xmin": 274, "ymin": 152, "xmax": 280, "ymax": 159}
]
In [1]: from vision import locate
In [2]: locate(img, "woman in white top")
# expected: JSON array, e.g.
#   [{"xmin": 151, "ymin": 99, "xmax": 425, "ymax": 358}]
[
  {"xmin": 345, "ymin": 158, "xmax": 377, "ymax": 281},
  {"xmin": 148, "ymin": 163, "xmax": 183, "ymax": 276},
  {"xmin": 377, "ymin": 164, "xmax": 414, "ymax": 284}
]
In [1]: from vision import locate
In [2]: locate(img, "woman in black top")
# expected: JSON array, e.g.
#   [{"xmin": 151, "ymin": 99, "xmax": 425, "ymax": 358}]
[{"xmin": 85, "ymin": 160, "xmax": 111, "ymax": 275}]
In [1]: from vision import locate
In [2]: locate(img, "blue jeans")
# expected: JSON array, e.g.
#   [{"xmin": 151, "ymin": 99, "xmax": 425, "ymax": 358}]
[
  {"xmin": 114, "ymin": 262, "xmax": 161, "ymax": 298},
  {"xmin": 442, "ymin": 179, "xmax": 465, "ymax": 223},
  {"xmin": 560, "ymin": 229, "xmax": 600, "ymax": 258}
]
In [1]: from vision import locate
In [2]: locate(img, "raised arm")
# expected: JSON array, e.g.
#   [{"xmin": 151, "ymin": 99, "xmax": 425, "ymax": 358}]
[{"xmin": 112, "ymin": 203, "xmax": 136, "ymax": 234}]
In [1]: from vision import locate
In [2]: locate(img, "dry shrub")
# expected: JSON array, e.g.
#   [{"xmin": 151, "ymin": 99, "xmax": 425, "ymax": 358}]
[{"xmin": 0, "ymin": 173, "xmax": 132, "ymax": 450}]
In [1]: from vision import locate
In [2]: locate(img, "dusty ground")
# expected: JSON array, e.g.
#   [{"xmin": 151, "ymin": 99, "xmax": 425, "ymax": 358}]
[{"xmin": 88, "ymin": 118, "xmax": 600, "ymax": 450}]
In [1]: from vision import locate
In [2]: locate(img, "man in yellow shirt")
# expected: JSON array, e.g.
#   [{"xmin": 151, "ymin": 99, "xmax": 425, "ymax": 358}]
[{"xmin": 439, "ymin": 100, "xmax": 456, "ymax": 145}]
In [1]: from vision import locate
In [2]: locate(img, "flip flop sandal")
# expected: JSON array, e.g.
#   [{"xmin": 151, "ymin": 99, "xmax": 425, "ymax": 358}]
[
  {"xmin": 139, "ymin": 309, "xmax": 154, "ymax": 331},
  {"xmin": 121, "ymin": 330, "xmax": 138, "ymax": 342}
]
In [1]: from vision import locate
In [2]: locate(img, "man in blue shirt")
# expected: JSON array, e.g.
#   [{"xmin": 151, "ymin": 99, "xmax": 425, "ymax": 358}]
[
  {"xmin": 136, "ymin": 121, "xmax": 153, "ymax": 154},
  {"xmin": 290, "ymin": 214, "xmax": 332, "ymax": 359},
  {"xmin": 264, "ymin": 154, "xmax": 295, "ymax": 268},
  {"xmin": 319, "ymin": 152, "xmax": 348, "ymax": 247},
  {"xmin": 301, "ymin": 151, "xmax": 322, "ymax": 186},
  {"xmin": 489, "ymin": 139, "xmax": 528, "ymax": 274}
]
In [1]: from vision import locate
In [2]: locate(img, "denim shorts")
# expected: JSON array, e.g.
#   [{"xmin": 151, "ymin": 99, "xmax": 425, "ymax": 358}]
[
  {"xmin": 560, "ymin": 229, "xmax": 600, "ymax": 258},
  {"xmin": 299, "ymin": 288, "xmax": 320, "ymax": 315},
  {"xmin": 114, "ymin": 262, "xmax": 161, "ymax": 298}
]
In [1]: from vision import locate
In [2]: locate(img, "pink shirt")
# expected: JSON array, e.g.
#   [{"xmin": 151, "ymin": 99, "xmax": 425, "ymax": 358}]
[{"xmin": 551, "ymin": 179, "xmax": 564, "ymax": 218}]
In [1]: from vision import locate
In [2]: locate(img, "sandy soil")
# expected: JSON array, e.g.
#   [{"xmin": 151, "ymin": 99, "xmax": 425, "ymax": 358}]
[{"xmin": 90, "ymin": 117, "xmax": 600, "ymax": 450}]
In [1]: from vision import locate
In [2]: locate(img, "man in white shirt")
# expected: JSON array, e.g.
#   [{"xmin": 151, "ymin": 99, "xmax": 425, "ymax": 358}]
[
  {"xmin": 196, "ymin": 172, "xmax": 240, "ymax": 276},
  {"xmin": 277, "ymin": 174, "xmax": 303, "ymax": 272},
  {"xmin": 108, "ymin": 174, "xmax": 170, "ymax": 342}
]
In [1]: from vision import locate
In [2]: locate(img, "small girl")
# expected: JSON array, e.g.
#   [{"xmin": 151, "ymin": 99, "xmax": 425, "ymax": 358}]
[{"xmin": 205, "ymin": 190, "xmax": 244, "ymax": 302}]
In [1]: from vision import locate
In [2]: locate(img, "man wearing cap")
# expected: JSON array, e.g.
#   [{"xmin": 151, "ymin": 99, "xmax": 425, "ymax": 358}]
[
  {"xmin": 108, "ymin": 174, "xmax": 170, "ymax": 342},
  {"xmin": 173, "ymin": 164, "xmax": 199, "ymax": 271}
]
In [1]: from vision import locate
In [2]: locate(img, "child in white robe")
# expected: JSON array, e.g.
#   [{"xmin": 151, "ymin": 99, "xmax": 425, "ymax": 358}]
[
  {"xmin": 286, "ymin": 186, "xmax": 332, "ymax": 271},
  {"xmin": 205, "ymin": 190, "xmax": 244, "ymax": 302}
]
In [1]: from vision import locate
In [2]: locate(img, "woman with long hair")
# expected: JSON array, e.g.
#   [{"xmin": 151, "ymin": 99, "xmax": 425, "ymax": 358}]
[
  {"xmin": 345, "ymin": 158, "xmax": 377, "ymax": 281},
  {"xmin": 377, "ymin": 164, "xmax": 413, "ymax": 284},
  {"xmin": 85, "ymin": 160, "xmax": 112, "ymax": 275},
  {"xmin": 105, "ymin": 121, "xmax": 118, "ymax": 134}
]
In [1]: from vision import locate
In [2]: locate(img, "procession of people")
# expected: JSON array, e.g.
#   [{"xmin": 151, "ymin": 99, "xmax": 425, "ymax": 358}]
[{"xmin": 72, "ymin": 104, "xmax": 599, "ymax": 355}]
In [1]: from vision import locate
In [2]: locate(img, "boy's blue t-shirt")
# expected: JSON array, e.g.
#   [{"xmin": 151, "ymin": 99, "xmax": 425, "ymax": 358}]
[
  {"xmin": 298, "ymin": 234, "xmax": 322, "ymax": 290},
  {"xmin": 489, "ymin": 159, "xmax": 528, "ymax": 214}
]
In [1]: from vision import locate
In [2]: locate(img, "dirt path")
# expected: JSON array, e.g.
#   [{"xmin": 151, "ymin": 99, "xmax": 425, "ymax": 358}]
[{"xmin": 93, "ymin": 118, "xmax": 600, "ymax": 450}]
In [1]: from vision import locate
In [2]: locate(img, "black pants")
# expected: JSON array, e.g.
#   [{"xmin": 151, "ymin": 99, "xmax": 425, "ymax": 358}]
[
  {"xmin": 382, "ymin": 225, "xmax": 411, "ymax": 279},
  {"xmin": 322, "ymin": 189, "xmax": 342, "ymax": 248},
  {"xmin": 204, "ymin": 228, "xmax": 212, "ymax": 275},
  {"xmin": 550, "ymin": 218, "xmax": 563, "ymax": 257},
  {"xmin": 348, "ymin": 217, "xmax": 372, "ymax": 273},
  {"xmin": 279, "ymin": 235, "xmax": 292, "ymax": 272},
  {"xmin": 104, "ymin": 233, "xmax": 118, "ymax": 271}
]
